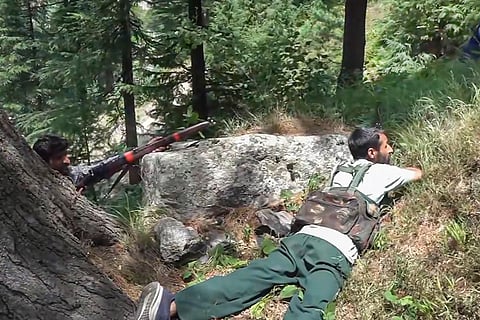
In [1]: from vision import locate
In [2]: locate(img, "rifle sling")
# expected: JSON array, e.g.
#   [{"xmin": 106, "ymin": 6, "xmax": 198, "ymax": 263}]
[{"xmin": 102, "ymin": 165, "xmax": 130, "ymax": 200}]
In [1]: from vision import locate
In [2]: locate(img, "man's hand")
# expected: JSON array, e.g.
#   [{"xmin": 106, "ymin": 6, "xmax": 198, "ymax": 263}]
[
  {"xmin": 406, "ymin": 167, "xmax": 423, "ymax": 181},
  {"xmin": 147, "ymin": 137, "xmax": 169, "ymax": 153}
]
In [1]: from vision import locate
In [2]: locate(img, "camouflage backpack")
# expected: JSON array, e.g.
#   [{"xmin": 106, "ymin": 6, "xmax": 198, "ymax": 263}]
[{"xmin": 291, "ymin": 163, "xmax": 383, "ymax": 253}]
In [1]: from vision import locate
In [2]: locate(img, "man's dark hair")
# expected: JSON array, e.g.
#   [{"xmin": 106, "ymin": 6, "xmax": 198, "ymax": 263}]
[
  {"xmin": 348, "ymin": 127, "xmax": 384, "ymax": 160},
  {"xmin": 32, "ymin": 134, "xmax": 69, "ymax": 162}
]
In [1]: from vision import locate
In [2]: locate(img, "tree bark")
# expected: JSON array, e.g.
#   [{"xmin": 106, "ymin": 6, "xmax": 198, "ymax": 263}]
[
  {"xmin": 0, "ymin": 110, "xmax": 134, "ymax": 319},
  {"xmin": 338, "ymin": 0, "xmax": 368, "ymax": 87},
  {"xmin": 119, "ymin": 0, "xmax": 141, "ymax": 184},
  {"xmin": 0, "ymin": 112, "xmax": 122, "ymax": 246},
  {"xmin": 188, "ymin": 0, "xmax": 209, "ymax": 120}
]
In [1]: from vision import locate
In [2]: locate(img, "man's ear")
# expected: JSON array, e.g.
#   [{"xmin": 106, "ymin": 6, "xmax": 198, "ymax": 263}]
[{"xmin": 367, "ymin": 147, "xmax": 376, "ymax": 160}]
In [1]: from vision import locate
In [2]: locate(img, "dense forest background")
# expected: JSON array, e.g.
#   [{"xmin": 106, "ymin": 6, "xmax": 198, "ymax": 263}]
[
  {"xmin": 3, "ymin": 0, "xmax": 480, "ymax": 319},
  {"xmin": 2, "ymin": 0, "xmax": 478, "ymax": 162}
]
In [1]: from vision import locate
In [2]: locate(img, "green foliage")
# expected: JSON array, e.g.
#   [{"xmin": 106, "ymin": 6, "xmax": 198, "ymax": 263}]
[
  {"xmin": 322, "ymin": 302, "xmax": 336, "ymax": 320},
  {"xmin": 249, "ymin": 284, "xmax": 304, "ymax": 319},
  {"xmin": 209, "ymin": 245, "xmax": 248, "ymax": 268},
  {"xmin": 182, "ymin": 245, "xmax": 248, "ymax": 286},
  {"xmin": 384, "ymin": 288, "xmax": 435, "ymax": 319},
  {"xmin": 280, "ymin": 189, "xmax": 303, "ymax": 212},
  {"xmin": 444, "ymin": 219, "xmax": 467, "ymax": 251},
  {"xmin": 250, "ymin": 291, "xmax": 276, "ymax": 319},
  {"xmin": 388, "ymin": 0, "xmax": 478, "ymax": 45},
  {"xmin": 278, "ymin": 284, "xmax": 304, "ymax": 300},
  {"xmin": 0, "ymin": 0, "xmax": 41, "ymax": 110},
  {"xmin": 182, "ymin": 106, "xmax": 201, "ymax": 126},
  {"xmin": 205, "ymin": 0, "xmax": 343, "ymax": 115},
  {"xmin": 367, "ymin": 0, "xmax": 480, "ymax": 76},
  {"xmin": 373, "ymin": 229, "xmax": 389, "ymax": 251},
  {"xmin": 260, "ymin": 236, "xmax": 278, "ymax": 256},
  {"xmin": 182, "ymin": 260, "xmax": 207, "ymax": 285},
  {"xmin": 6, "ymin": 0, "xmax": 480, "ymax": 164},
  {"xmin": 0, "ymin": 0, "xmax": 157, "ymax": 163},
  {"xmin": 104, "ymin": 185, "xmax": 144, "ymax": 223},
  {"xmin": 134, "ymin": 0, "xmax": 345, "ymax": 127},
  {"xmin": 138, "ymin": 0, "xmax": 198, "ymax": 128},
  {"xmin": 102, "ymin": 184, "xmax": 161, "ymax": 250},
  {"xmin": 333, "ymin": 60, "xmax": 480, "ymax": 126},
  {"xmin": 306, "ymin": 172, "xmax": 326, "ymax": 193},
  {"xmin": 242, "ymin": 225, "xmax": 253, "ymax": 243}
]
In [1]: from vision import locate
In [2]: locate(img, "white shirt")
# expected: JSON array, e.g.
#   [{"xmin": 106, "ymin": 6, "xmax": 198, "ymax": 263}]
[
  {"xmin": 330, "ymin": 159, "xmax": 418, "ymax": 205},
  {"xmin": 298, "ymin": 159, "xmax": 417, "ymax": 264}
]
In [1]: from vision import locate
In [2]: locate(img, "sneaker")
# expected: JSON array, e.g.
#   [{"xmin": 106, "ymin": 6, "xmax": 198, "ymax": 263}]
[{"xmin": 134, "ymin": 282, "xmax": 174, "ymax": 320}]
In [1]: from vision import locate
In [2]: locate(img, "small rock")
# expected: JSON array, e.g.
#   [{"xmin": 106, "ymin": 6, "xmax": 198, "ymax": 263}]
[
  {"xmin": 204, "ymin": 229, "xmax": 237, "ymax": 253},
  {"xmin": 252, "ymin": 195, "xmax": 271, "ymax": 209},
  {"xmin": 255, "ymin": 209, "xmax": 294, "ymax": 237},
  {"xmin": 153, "ymin": 217, "xmax": 206, "ymax": 264}
]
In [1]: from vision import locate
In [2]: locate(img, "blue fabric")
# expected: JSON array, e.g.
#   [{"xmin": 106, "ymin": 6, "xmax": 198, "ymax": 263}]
[
  {"xmin": 155, "ymin": 289, "xmax": 175, "ymax": 320},
  {"xmin": 461, "ymin": 24, "xmax": 480, "ymax": 61}
]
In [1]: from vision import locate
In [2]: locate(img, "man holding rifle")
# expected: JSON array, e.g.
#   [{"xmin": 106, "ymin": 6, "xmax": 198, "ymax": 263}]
[
  {"xmin": 33, "ymin": 133, "xmax": 93, "ymax": 186},
  {"xmin": 32, "ymin": 134, "xmax": 168, "ymax": 189},
  {"xmin": 32, "ymin": 121, "xmax": 210, "ymax": 191}
]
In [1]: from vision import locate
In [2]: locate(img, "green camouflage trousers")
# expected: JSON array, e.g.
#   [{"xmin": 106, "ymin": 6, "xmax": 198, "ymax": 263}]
[{"xmin": 175, "ymin": 233, "xmax": 352, "ymax": 320}]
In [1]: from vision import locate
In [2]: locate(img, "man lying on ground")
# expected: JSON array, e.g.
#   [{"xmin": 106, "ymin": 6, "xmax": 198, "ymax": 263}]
[{"xmin": 134, "ymin": 127, "xmax": 423, "ymax": 320}]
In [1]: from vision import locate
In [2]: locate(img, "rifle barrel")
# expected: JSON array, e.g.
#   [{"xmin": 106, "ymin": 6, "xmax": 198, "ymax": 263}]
[
  {"xmin": 75, "ymin": 121, "xmax": 211, "ymax": 190},
  {"xmin": 125, "ymin": 121, "xmax": 211, "ymax": 163}
]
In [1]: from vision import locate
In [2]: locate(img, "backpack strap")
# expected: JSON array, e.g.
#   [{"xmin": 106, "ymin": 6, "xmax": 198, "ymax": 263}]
[
  {"xmin": 347, "ymin": 163, "xmax": 373, "ymax": 191},
  {"xmin": 328, "ymin": 162, "xmax": 374, "ymax": 192},
  {"xmin": 328, "ymin": 163, "xmax": 352, "ymax": 186},
  {"xmin": 327, "ymin": 165, "xmax": 336, "ymax": 187}
]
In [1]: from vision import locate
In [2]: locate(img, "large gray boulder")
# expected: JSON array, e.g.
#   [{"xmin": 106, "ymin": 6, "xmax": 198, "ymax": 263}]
[{"xmin": 142, "ymin": 133, "xmax": 351, "ymax": 217}]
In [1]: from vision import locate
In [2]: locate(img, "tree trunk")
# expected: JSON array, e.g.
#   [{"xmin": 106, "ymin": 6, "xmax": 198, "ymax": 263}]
[
  {"xmin": 188, "ymin": 0, "xmax": 209, "ymax": 120},
  {"xmin": 25, "ymin": 0, "xmax": 35, "ymax": 43},
  {"xmin": 1, "ymin": 114, "xmax": 122, "ymax": 245},
  {"xmin": 0, "ymin": 111, "xmax": 134, "ymax": 319},
  {"xmin": 119, "ymin": 0, "xmax": 140, "ymax": 184},
  {"xmin": 338, "ymin": 0, "xmax": 368, "ymax": 87}
]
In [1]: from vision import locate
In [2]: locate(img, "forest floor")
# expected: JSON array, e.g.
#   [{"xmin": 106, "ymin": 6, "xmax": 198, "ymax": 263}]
[{"xmin": 86, "ymin": 114, "xmax": 350, "ymax": 319}]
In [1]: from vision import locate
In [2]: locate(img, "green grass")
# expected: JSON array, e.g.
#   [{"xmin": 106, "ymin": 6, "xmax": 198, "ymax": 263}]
[
  {"xmin": 334, "ymin": 80, "xmax": 480, "ymax": 319},
  {"xmin": 216, "ymin": 57, "xmax": 480, "ymax": 141}
]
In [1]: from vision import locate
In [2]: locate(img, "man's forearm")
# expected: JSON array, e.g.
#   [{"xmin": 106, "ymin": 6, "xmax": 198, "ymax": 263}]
[
  {"xmin": 405, "ymin": 167, "xmax": 423, "ymax": 181},
  {"xmin": 69, "ymin": 164, "xmax": 94, "ymax": 187}
]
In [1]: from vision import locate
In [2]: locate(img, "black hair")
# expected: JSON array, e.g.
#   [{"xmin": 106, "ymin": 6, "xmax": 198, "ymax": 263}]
[
  {"xmin": 32, "ymin": 134, "xmax": 69, "ymax": 163},
  {"xmin": 348, "ymin": 127, "xmax": 384, "ymax": 160}
]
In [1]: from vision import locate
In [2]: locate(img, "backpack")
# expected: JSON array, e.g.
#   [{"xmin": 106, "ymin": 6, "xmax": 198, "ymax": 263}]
[{"xmin": 291, "ymin": 163, "xmax": 383, "ymax": 253}]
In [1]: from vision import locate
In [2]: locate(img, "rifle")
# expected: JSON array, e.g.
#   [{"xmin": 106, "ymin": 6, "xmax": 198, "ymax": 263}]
[{"xmin": 75, "ymin": 121, "xmax": 211, "ymax": 192}]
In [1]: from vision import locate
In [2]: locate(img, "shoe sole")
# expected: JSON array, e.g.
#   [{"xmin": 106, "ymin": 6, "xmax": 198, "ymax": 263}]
[{"xmin": 134, "ymin": 282, "xmax": 163, "ymax": 320}]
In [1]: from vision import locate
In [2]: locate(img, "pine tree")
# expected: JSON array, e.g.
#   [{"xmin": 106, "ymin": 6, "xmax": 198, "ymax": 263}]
[{"xmin": 0, "ymin": 0, "xmax": 41, "ymax": 111}]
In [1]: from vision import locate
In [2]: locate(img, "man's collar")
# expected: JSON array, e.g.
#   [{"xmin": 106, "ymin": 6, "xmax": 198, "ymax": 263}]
[{"xmin": 353, "ymin": 159, "xmax": 374, "ymax": 165}]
